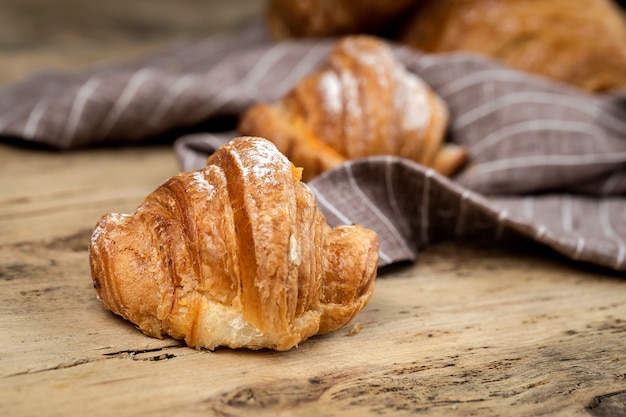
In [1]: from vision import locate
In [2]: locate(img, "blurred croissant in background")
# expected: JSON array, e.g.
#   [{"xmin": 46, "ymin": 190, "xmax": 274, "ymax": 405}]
[
  {"xmin": 266, "ymin": 0, "xmax": 626, "ymax": 92},
  {"xmin": 239, "ymin": 36, "xmax": 466, "ymax": 181},
  {"xmin": 90, "ymin": 137, "xmax": 379, "ymax": 351},
  {"xmin": 266, "ymin": 0, "xmax": 416, "ymax": 38}
]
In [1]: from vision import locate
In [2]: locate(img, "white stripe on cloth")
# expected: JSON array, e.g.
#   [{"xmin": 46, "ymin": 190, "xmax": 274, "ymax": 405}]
[
  {"xmin": 599, "ymin": 200, "xmax": 626, "ymax": 269},
  {"xmin": 200, "ymin": 52, "xmax": 242, "ymax": 82},
  {"xmin": 523, "ymin": 197, "xmax": 534, "ymax": 220},
  {"xmin": 99, "ymin": 68, "xmax": 154, "ymax": 138},
  {"xmin": 273, "ymin": 42, "xmax": 328, "ymax": 95},
  {"xmin": 420, "ymin": 169, "xmax": 434, "ymax": 243},
  {"xmin": 561, "ymin": 196, "xmax": 587, "ymax": 260},
  {"xmin": 438, "ymin": 68, "xmax": 555, "ymax": 98},
  {"xmin": 601, "ymin": 169, "xmax": 626, "ymax": 195},
  {"xmin": 62, "ymin": 76, "xmax": 102, "ymax": 147},
  {"xmin": 188, "ymin": 44, "xmax": 288, "ymax": 121},
  {"xmin": 574, "ymin": 236, "xmax": 585, "ymax": 260},
  {"xmin": 454, "ymin": 91, "xmax": 626, "ymax": 135},
  {"xmin": 307, "ymin": 182, "xmax": 352, "ymax": 225},
  {"xmin": 345, "ymin": 162, "xmax": 414, "ymax": 256},
  {"xmin": 385, "ymin": 157, "xmax": 411, "ymax": 235},
  {"xmin": 470, "ymin": 151, "xmax": 626, "ymax": 176},
  {"xmin": 22, "ymin": 98, "xmax": 48, "ymax": 139},
  {"xmin": 562, "ymin": 196, "xmax": 574, "ymax": 232},
  {"xmin": 308, "ymin": 180, "xmax": 393, "ymax": 265},
  {"xmin": 148, "ymin": 74, "xmax": 197, "ymax": 127},
  {"xmin": 411, "ymin": 53, "xmax": 482, "ymax": 71},
  {"xmin": 470, "ymin": 120, "xmax": 609, "ymax": 155},
  {"xmin": 241, "ymin": 44, "xmax": 290, "ymax": 94}
]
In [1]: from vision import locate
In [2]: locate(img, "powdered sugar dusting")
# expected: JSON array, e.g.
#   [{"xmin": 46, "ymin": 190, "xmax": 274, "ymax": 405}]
[
  {"xmin": 90, "ymin": 212, "xmax": 130, "ymax": 246},
  {"xmin": 329, "ymin": 36, "xmax": 440, "ymax": 141},
  {"xmin": 190, "ymin": 169, "xmax": 215, "ymax": 198},
  {"xmin": 232, "ymin": 137, "xmax": 291, "ymax": 186},
  {"xmin": 108, "ymin": 212, "xmax": 130, "ymax": 224},
  {"xmin": 318, "ymin": 71, "xmax": 342, "ymax": 114},
  {"xmin": 340, "ymin": 69, "xmax": 361, "ymax": 141},
  {"xmin": 339, "ymin": 37, "xmax": 392, "ymax": 90},
  {"xmin": 395, "ymin": 67, "xmax": 431, "ymax": 134},
  {"xmin": 90, "ymin": 223, "xmax": 105, "ymax": 246}
]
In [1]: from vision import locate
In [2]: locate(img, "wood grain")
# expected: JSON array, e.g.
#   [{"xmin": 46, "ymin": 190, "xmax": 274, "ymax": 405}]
[
  {"xmin": 0, "ymin": 0, "xmax": 625, "ymax": 415},
  {"xmin": 1, "ymin": 142, "xmax": 625, "ymax": 416}
]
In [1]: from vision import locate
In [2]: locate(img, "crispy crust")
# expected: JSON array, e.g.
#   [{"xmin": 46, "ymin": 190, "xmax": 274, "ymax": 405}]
[{"xmin": 89, "ymin": 137, "xmax": 379, "ymax": 351}]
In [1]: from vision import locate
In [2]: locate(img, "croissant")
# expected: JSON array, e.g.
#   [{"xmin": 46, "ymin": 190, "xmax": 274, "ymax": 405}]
[
  {"xmin": 238, "ymin": 36, "xmax": 467, "ymax": 182},
  {"xmin": 265, "ymin": 0, "xmax": 418, "ymax": 39},
  {"xmin": 399, "ymin": 0, "xmax": 626, "ymax": 92},
  {"xmin": 89, "ymin": 136, "xmax": 379, "ymax": 351}
]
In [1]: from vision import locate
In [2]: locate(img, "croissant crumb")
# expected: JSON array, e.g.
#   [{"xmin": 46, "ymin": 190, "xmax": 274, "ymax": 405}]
[{"xmin": 89, "ymin": 136, "xmax": 379, "ymax": 351}]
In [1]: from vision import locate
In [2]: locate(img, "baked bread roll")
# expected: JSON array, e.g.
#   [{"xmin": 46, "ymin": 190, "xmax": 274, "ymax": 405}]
[
  {"xmin": 238, "ymin": 36, "xmax": 466, "ymax": 182},
  {"xmin": 399, "ymin": 0, "xmax": 626, "ymax": 92},
  {"xmin": 89, "ymin": 136, "xmax": 379, "ymax": 351},
  {"xmin": 265, "ymin": 0, "xmax": 417, "ymax": 39}
]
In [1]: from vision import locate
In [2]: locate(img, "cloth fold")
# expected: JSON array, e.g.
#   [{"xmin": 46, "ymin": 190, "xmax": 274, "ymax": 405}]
[{"xmin": 1, "ymin": 30, "xmax": 625, "ymax": 271}]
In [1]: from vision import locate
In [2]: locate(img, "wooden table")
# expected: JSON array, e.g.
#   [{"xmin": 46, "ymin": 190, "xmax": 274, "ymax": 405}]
[{"xmin": 1, "ymin": 1, "xmax": 625, "ymax": 416}]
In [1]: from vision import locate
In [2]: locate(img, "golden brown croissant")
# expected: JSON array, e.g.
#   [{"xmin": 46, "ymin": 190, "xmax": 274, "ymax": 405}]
[
  {"xmin": 399, "ymin": 0, "xmax": 626, "ymax": 92},
  {"xmin": 89, "ymin": 136, "xmax": 379, "ymax": 351},
  {"xmin": 238, "ymin": 36, "xmax": 467, "ymax": 182},
  {"xmin": 265, "ymin": 0, "xmax": 418, "ymax": 39}
]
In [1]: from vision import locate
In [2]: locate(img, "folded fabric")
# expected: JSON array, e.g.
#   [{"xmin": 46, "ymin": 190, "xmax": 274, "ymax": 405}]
[{"xmin": 1, "ymin": 29, "xmax": 625, "ymax": 271}]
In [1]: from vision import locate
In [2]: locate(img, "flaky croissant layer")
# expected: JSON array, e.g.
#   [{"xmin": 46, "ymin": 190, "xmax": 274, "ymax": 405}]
[{"xmin": 89, "ymin": 136, "xmax": 379, "ymax": 351}]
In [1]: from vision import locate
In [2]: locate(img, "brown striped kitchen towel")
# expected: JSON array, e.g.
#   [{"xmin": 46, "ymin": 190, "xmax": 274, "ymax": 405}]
[{"xmin": 1, "ymin": 32, "xmax": 625, "ymax": 271}]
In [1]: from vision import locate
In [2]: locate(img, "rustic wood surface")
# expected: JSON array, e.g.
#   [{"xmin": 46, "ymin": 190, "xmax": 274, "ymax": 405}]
[{"xmin": 1, "ymin": 1, "xmax": 625, "ymax": 416}]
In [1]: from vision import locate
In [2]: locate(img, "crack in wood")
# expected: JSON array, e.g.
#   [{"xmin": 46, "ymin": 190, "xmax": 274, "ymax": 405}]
[
  {"xmin": 5, "ymin": 358, "xmax": 92, "ymax": 377},
  {"xmin": 0, "ymin": 197, "xmax": 136, "ymax": 221},
  {"xmin": 101, "ymin": 345, "xmax": 181, "ymax": 361},
  {"xmin": 0, "ymin": 263, "xmax": 50, "ymax": 281},
  {"xmin": 204, "ymin": 348, "xmax": 612, "ymax": 416},
  {"xmin": 587, "ymin": 390, "xmax": 626, "ymax": 417},
  {"xmin": 5, "ymin": 345, "xmax": 182, "ymax": 377},
  {"xmin": 44, "ymin": 229, "xmax": 93, "ymax": 252},
  {"xmin": 0, "ymin": 229, "xmax": 92, "ymax": 254},
  {"xmin": 208, "ymin": 373, "xmax": 339, "ymax": 416},
  {"xmin": 204, "ymin": 361, "xmax": 499, "ymax": 416}
]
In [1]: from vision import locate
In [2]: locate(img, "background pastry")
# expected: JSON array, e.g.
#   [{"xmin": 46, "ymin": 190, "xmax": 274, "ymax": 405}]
[
  {"xmin": 399, "ymin": 0, "xmax": 626, "ymax": 92},
  {"xmin": 239, "ymin": 36, "xmax": 466, "ymax": 181},
  {"xmin": 264, "ymin": 0, "xmax": 626, "ymax": 92},
  {"xmin": 265, "ymin": 0, "xmax": 417, "ymax": 39}
]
